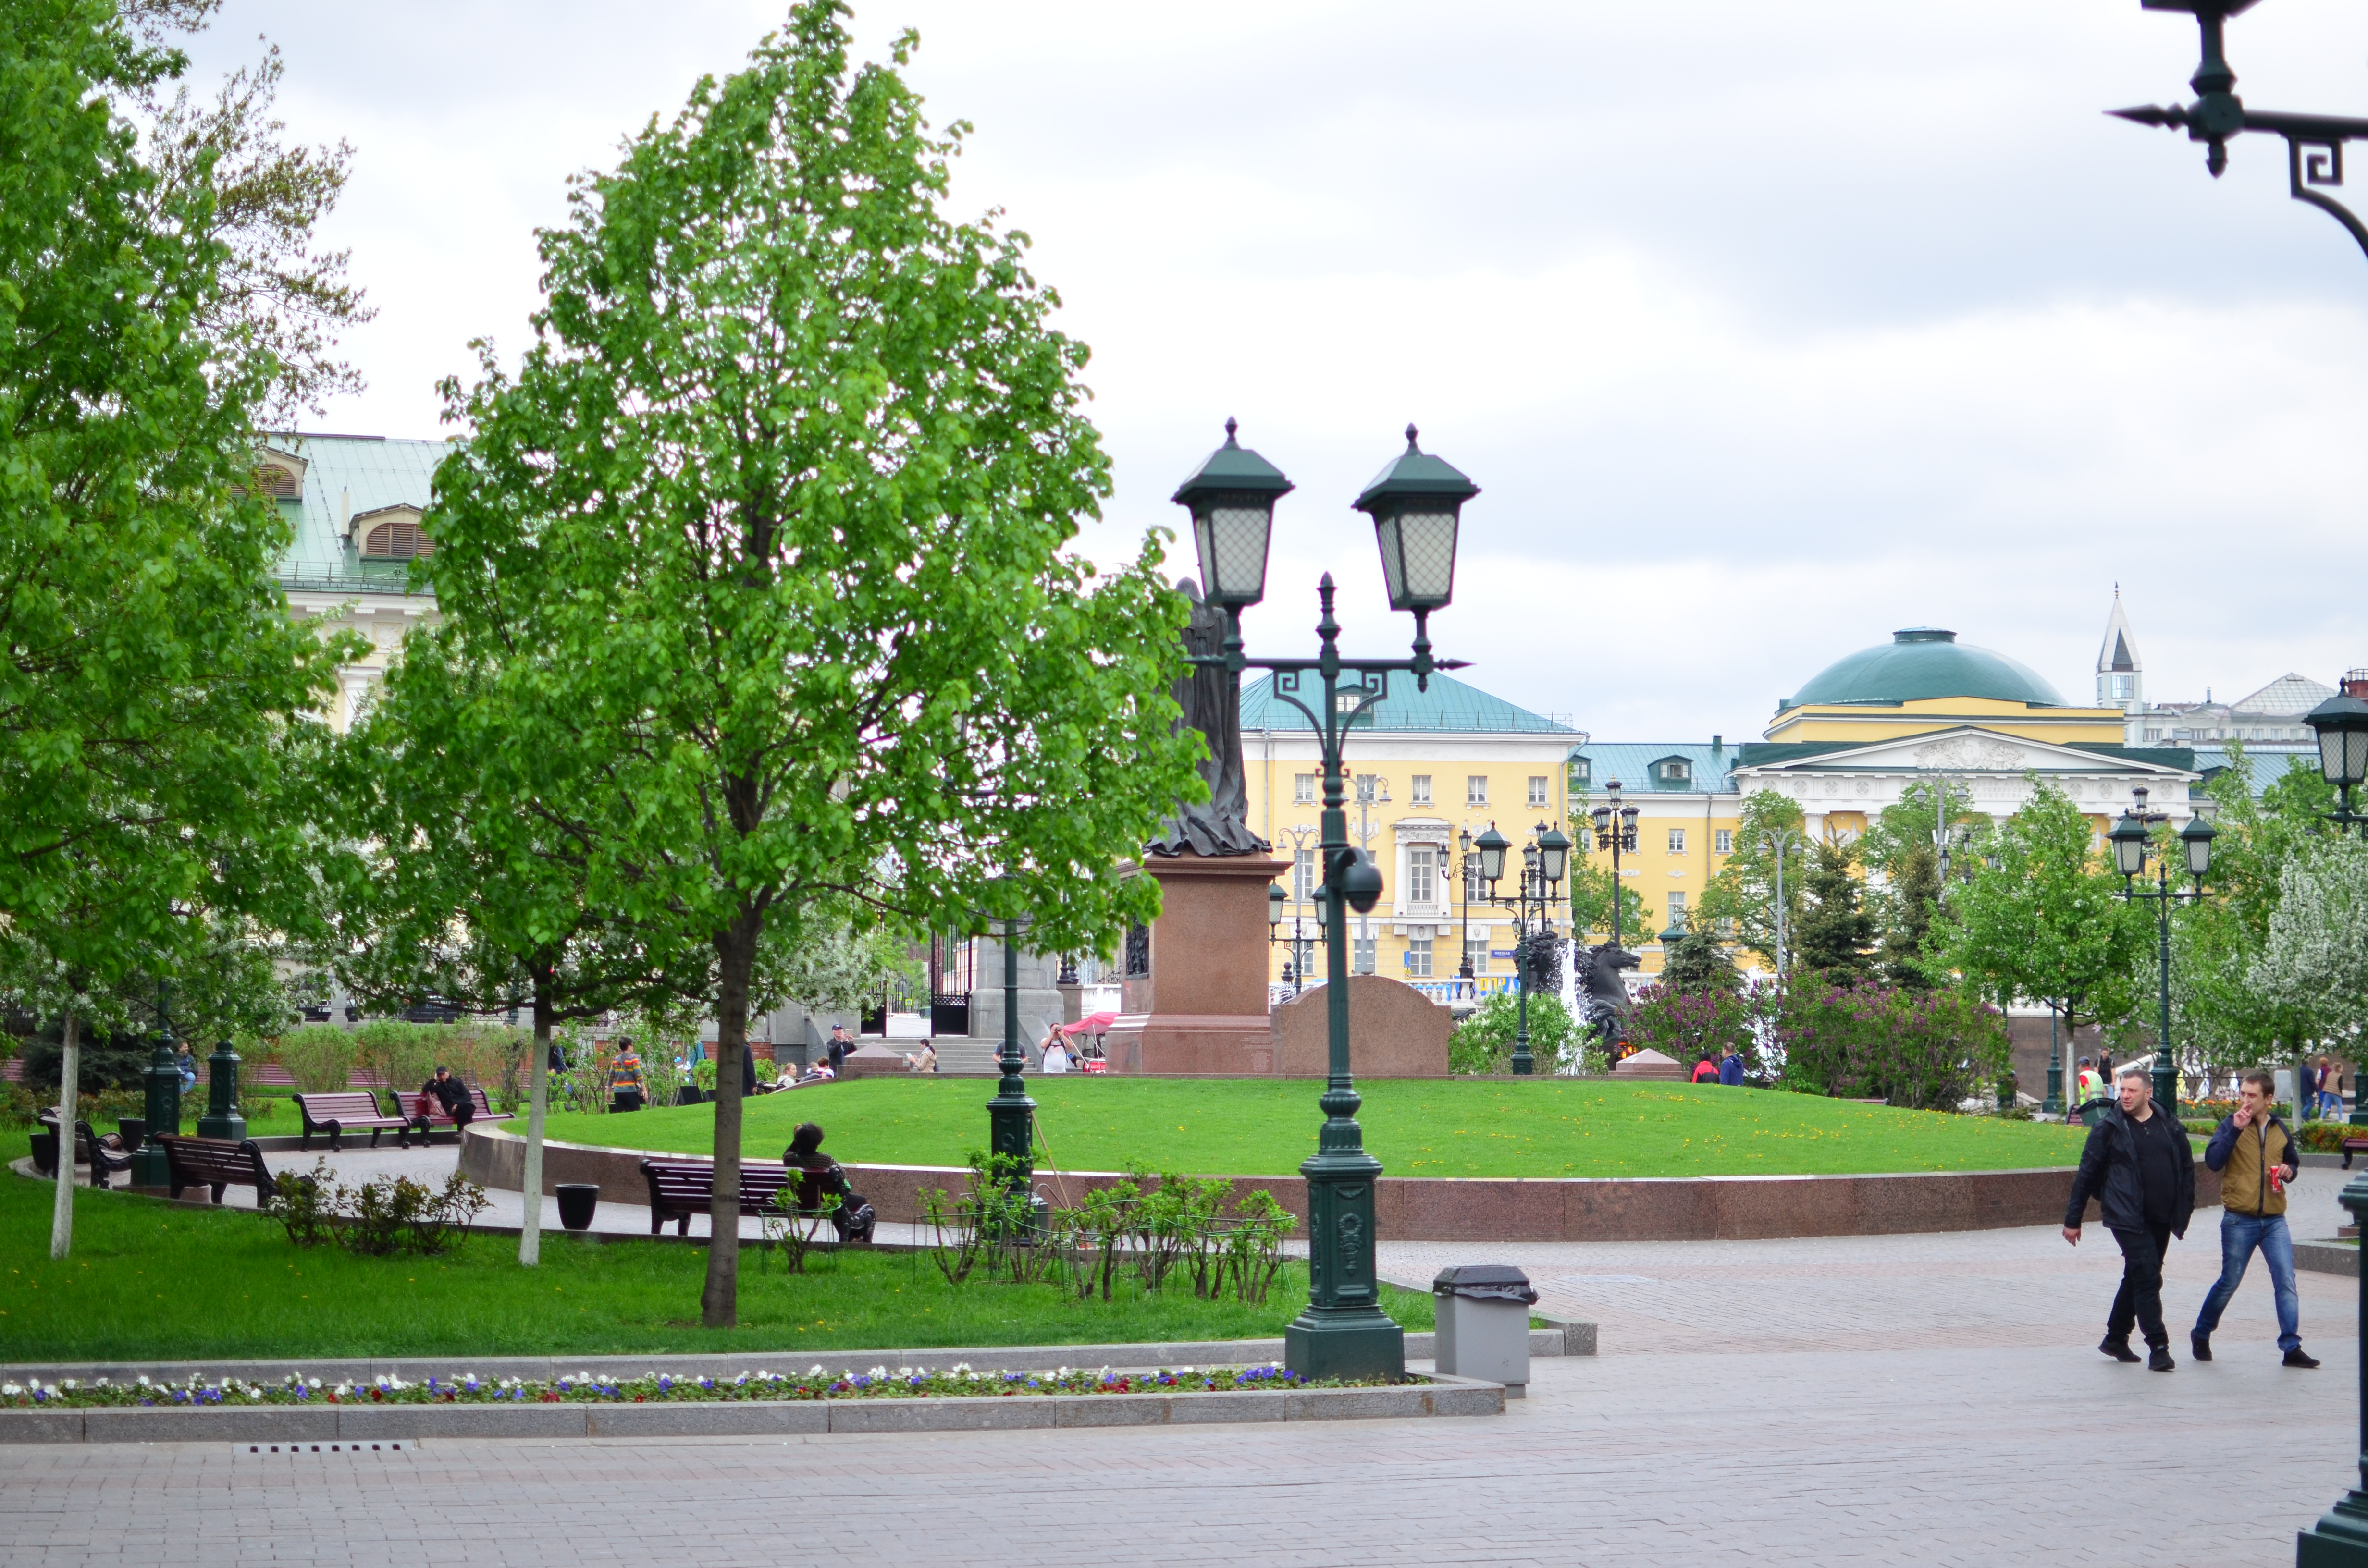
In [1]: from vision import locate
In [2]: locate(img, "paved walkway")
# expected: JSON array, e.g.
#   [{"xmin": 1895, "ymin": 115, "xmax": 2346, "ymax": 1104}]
[{"xmin": 13, "ymin": 1142, "xmax": 2359, "ymax": 1564}]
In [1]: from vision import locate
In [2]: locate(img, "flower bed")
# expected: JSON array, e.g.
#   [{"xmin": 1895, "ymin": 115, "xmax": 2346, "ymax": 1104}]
[{"xmin": 0, "ymin": 1361, "xmax": 1380, "ymax": 1410}]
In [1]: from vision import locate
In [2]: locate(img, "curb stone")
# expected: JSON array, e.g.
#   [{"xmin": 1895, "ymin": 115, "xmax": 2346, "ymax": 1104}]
[{"xmin": 0, "ymin": 1374, "xmax": 1504, "ymax": 1444}]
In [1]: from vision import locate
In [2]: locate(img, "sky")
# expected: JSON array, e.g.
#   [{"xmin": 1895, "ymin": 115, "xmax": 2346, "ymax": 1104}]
[{"xmin": 180, "ymin": 0, "xmax": 2368, "ymax": 742}]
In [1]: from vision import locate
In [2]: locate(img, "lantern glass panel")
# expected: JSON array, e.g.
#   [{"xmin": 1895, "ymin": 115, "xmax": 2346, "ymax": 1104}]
[
  {"xmin": 1476, "ymin": 826, "xmax": 1509, "ymax": 885},
  {"xmin": 1192, "ymin": 494, "xmax": 1273, "ymax": 608},
  {"xmin": 2182, "ymin": 817, "xmax": 2216, "ymax": 877},
  {"xmin": 2111, "ymin": 818, "xmax": 2147, "ymax": 877},
  {"xmin": 1268, "ymin": 883, "xmax": 1285, "ymax": 926},
  {"xmin": 1537, "ymin": 827, "xmax": 1572, "ymax": 883},
  {"xmin": 2349, "ymin": 726, "xmax": 2368, "ymax": 789}
]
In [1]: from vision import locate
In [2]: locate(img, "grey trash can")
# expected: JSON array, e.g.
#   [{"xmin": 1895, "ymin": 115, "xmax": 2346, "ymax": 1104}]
[{"xmin": 1432, "ymin": 1264, "xmax": 1539, "ymax": 1397}]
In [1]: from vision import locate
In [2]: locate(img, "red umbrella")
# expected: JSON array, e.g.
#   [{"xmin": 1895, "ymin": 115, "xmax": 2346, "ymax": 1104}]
[{"xmin": 1061, "ymin": 1010, "xmax": 1118, "ymax": 1037}]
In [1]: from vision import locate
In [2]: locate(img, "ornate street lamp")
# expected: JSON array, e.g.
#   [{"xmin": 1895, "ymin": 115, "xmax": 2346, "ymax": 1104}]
[
  {"xmin": 1472, "ymin": 821, "xmax": 1570, "ymax": 1075},
  {"xmin": 1588, "ymin": 784, "xmax": 1640, "ymax": 951},
  {"xmin": 1172, "ymin": 418, "xmax": 1477, "ymax": 1382},
  {"xmin": 128, "ymin": 983, "xmax": 183, "ymax": 1190},
  {"xmin": 2109, "ymin": 786, "xmax": 2212, "ymax": 1119},
  {"xmin": 1755, "ymin": 827, "xmax": 1811, "ymax": 980},
  {"xmin": 2304, "ymin": 686, "xmax": 2368, "ymax": 835}
]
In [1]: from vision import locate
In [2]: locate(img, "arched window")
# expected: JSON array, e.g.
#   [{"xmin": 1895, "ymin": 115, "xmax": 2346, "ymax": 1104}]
[{"xmin": 356, "ymin": 506, "xmax": 433, "ymax": 561}]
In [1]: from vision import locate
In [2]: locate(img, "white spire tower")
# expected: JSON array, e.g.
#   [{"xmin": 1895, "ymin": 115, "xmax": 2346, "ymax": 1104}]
[{"xmin": 2096, "ymin": 586, "xmax": 2143, "ymax": 713}]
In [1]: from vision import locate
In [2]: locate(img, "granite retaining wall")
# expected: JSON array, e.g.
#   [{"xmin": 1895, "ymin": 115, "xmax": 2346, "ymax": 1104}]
[{"xmin": 459, "ymin": 1126, "xmax": 2220, "ymax": 1243}]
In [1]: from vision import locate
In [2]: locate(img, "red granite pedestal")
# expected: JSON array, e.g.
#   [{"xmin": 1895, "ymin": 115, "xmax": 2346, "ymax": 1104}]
[{"xmin": 1100, "ymin": 848, "xmax": 1290, "ymax": 1076}]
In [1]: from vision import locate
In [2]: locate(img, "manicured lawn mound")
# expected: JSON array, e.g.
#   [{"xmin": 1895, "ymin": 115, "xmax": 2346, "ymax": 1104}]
[
  {"xmin": 0, "ymin": 1177, "xmax": 1432, "ymax": 1363},
  {"xmin": 541, "ymin": 1078, "xmax": 2094, "ymax": 1179}
]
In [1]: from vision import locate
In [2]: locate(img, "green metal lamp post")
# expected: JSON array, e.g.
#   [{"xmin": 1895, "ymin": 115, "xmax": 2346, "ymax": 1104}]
[
  {"xmin": 984, "ymin": 913, "xmax": 1037, "ymax": 1214},
  {"xmin": 1588, "ymin": 784, "xmax": 1640, "ymax": 952},
  {"xmin": 129, "ymin": 985, "xmax": 183, "ymax": 1189},
  {"xmin": 2106, "ymin": 788, "xmax": 2214, "ymax": 1117},
  {"xmin": 197, "ymin": 1038, "xmax": 246, "ymax": 1142},
  {"xmin": 2302, "ymin": 687, "xmax": 2368, "ymax": 1127},
  {"xmin": 1472, "ymin": 822, "xmax": 1570, "ymax": 1075},
  {"xmin": 1172, "ymin": 417, "xmax": 1478, "ymax": 1381}
]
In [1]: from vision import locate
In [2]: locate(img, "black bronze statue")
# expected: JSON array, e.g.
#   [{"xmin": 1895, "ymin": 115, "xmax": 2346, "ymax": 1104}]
[{"xmin": 1147, "ymin": 579, "xmax": 1270, "ymax": 858}]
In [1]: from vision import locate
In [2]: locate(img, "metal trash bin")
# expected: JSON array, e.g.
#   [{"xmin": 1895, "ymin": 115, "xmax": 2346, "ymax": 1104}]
[{"xmin": 1432, "ymin": 1264, "xmax": 1539, "ymax": 1397}]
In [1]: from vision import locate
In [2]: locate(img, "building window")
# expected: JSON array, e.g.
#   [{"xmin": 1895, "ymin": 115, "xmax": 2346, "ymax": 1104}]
[
  {"xmin": 1527, "ymin": 776, "xmax": 1548, "ymax": 807},
  {"xmin": 1407, "ymin": 845, "xmax": 1436, "ymax": 907},
  {"xmin": 1353, "ymin": 933, "xmax": 1376, "ymax": 974},
  {"xmin": 1410, "ymin": 774, "xmax": 1432, "ymax": 805},
  {"xmin": 1467, "ymin": 775, "xmax": 1488, "ymax": 805},
  {"xmin": 358, "ymin": 507, "xmax": 433, "ymax": 561},
  {"xmin": 1666, "ymin": 828, "xmax": 1686, "ymax": 855},
  {"xmin": 1293, "ymin": 773, "xmax": 1315, "ymax": 805},
  {"xmin": 1657, "ymin": 759, "xmax": 1690, "ymax": 785},
  {"xmin": 1666, "ymin": 891, "xmax": 1687, "ymax": 927},
  {"xmin": 1405, "ymin": 937, "xmax": 1434, "ymax": 978},
  {"xmin": 1571, "ymin": 757, "xmax": 1591, "ymax": 785},
  {"xmin": 1293, "ymin": 848, "xmax": 1316, "ymax": 904},
  {"xmin": 1465, "ymin": 933, "xmax": 1489, "ymax": 975},
  {"xmin": 1714, "ymin": 828, "xmax": 1733, "ymax": 855}
]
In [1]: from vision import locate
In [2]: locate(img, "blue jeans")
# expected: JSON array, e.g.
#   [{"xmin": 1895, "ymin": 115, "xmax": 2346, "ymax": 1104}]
[{"xmin": 2194, "ymin": 1211, "xmax": 2300, "ymax": 1353}]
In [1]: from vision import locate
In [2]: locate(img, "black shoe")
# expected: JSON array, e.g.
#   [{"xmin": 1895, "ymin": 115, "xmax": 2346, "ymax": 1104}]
[
  {"xmin": 2149, "ymin": 1347, "xmax": 2176, "ymax": 1372},
  {"xmin": 2101, "ymin": 1336, "xmax": 2142, "ymax": 1363},
  {"xmin": 2285, "ymin": 1348, "xmax": 2322, "ymax": 1369},
  {"xmin": 2191, "ymin": 1332, "xmax": 2213, "ymax": 1362}
]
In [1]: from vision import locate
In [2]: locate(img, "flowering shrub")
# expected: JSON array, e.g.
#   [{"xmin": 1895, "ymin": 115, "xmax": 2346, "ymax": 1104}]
[
  {"xmin": 1626, "ymin": 985, "xmax": 1762, "ymax": 1078},
  {"xmin": 1768, "ymin": 983, "xmax": 2009, "ymax": 1111},
  {"xmin": 0, "ymin": 1362, "xmax": 1377, "ymax": 1410},
  {"xmin": 268, "ymin": 1161, "xmax": 489, "ymax": 1255}
]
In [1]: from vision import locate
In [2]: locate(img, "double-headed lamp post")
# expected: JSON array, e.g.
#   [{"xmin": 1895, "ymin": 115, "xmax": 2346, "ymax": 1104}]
[
  {"xmin": 1587, "ymin": 782, "xmax": 1640, "ymax": 950},
  {"xmin": 1172, "ymin": 417, "xmax": 1478, "ymax": 1382},
  {"xmin": 2105, "ymin": 788, "xmax": 2215, "ymax": 1122},
  {"xmin": 1267, "ymin": 882, "xmax": 1321, "ymax": 995},
  {"xmin": 1469, "ymin": 821, "xmax": 1570, "ymax": 1075}
]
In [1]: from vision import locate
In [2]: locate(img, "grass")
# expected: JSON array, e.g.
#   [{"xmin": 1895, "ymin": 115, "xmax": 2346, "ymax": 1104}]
[
  {"xmin": 0, "ymin": 1175, "xmax": 1434, "ymax": 1363},
  {"xmin": 538, "ymin": 1077, "xmax": 2096, "ymax": 1180}
]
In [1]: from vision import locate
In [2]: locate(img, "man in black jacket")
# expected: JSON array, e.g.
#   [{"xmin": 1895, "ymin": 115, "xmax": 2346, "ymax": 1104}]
[{"xmin": 2064, "ymin": 1062, "xmax": 2195, "ymax": 1372}]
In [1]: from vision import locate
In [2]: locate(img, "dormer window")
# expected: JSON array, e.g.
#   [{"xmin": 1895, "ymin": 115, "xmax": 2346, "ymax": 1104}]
[
  {"xmin": 235, "ymin": 450, "xmax": 306, "ymax": 502},
  {"xmin": 1570, "ymin": 756, "xmax": 1591, "ymax": 784},
  {"xmin": 1656, "ymin": 757, "xmax": 1691, "ymax": 786},
  {"xmin": 355, "ymin": 504, "xmax": 432, "ymax": 562}
]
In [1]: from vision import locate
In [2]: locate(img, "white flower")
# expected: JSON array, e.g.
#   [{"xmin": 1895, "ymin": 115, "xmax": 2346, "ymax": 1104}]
[
  {"xmin": 308, "ymin": 1379, "xmax": 321, "ymax": 1390},
  {"xmin": 576, "ymin": 1372, "xmax": 593, "ymax": 1383},
  {"xmin": 810, "ymin": 1366, "xmax": 826, "ymax": 1377},
  {"xmin": 1057, "ymin": 1367, "xmax": 1070, "ymax": 1378},
  {"xmin": 374, "ymin": 1375, "xmax": 391, "ymax": 1389},
  {"xmin": 248, "ymin": 1389, "xmax": 264, "ymax": 1401},
  {"xmin": 61, "ymin": 1379, "xmax": 78, "ymax": 1392},
  {"xmin": 136, "ymin": 1376, "xmax": 151, "ymax": 1388},
  {"xmin": 3, "ymin": 1384, "xmax": 22, "ymax": 1397}
]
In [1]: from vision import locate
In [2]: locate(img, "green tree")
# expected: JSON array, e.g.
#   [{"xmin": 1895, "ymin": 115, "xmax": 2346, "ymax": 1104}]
[
  {"xmin": 1, "ymin": 0, "xmax": 349, "ymax": 1256},
  {"xmin": 2249, "ymin": 833, "xmax": 2368, "ymax": 1048},
  {"xmin": 1566, "ymin": 859, "xmax": 1650, "ymax": 949},
  {"xmin": 2169, "ymin": 746, "xmax": 2344, "ymax": 1075},
  {"xmin": 423, "ymin": 5, "xmax": 1203, "ymax": 1326},
  {"xmin": 1861, "ymin": 781, "xmax": 1980, "ymax": 991},
  {"xmin": 1791, "ymin": 838, "xmax": 1874, "ymax": 983},
  {"xmin": 1659, "ymin": 925, "xmax": 1741, "ymax": 994},
  {"xmin": 1698, "ymin": 790, "xmax": 1810, "ymax": 968},
  {"xmin": 1449, "ymin": 991, "xmax": 1584, "ymax": 1075},
  {"xmin": 1930, "ymin": 781, "xmax": 2144, "ymax": 1054}
]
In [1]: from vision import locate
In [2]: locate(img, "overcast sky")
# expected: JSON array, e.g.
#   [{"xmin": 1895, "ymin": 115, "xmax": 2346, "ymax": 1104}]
[{"xmin": 182, "ymin": 0, "xmax": 2368, "ymax": 742}]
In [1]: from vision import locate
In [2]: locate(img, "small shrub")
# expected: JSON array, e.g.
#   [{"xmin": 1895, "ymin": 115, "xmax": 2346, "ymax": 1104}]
[
  {"xmin": 1451, "ymin": 992, "xmax": 1581, "ymax": 1074},
  {"xmin": 274, "ymin": 1025, "xmax": 358, "ymax": 1094},
  {"xmin": 268, "ymin": 1162, "xmax": 488, "ymax": 1256}
]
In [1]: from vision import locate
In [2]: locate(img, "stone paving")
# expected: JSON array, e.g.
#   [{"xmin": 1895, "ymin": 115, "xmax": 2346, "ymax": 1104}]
[{"xmin": 11, "ymin": 1141, "xmax": 2362, "ymax": 1564}]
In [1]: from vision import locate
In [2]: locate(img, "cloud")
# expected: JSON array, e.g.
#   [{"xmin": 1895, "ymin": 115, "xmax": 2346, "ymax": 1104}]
[{"xmin": 181, "ymin": 0, "xmax": 2368, "ymax": 736}]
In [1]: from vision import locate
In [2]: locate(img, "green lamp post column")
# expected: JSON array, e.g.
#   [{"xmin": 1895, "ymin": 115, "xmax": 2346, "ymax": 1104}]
[
  {"xmin": 2298, "ymin": 1174, "xmax": 2368, "ymax": 1565},
  {"xmin": 983, "ymin": 915, "xmax": 1037, "ymax": 1222},
  {"xmin": 196, "ymin": 1037, "xmax": 246, "ymax": 1142},
  {"xmin": 1170, "ymin": 419, "xmax": 1478, "ymax": 1382},
  {"xmin": 2107, "ymin": 792, "xmax": 2213, "ymax": 1118},
  {"xmin": 129, "ymin": 986, "xmax": 182, "ymax": 1189}
]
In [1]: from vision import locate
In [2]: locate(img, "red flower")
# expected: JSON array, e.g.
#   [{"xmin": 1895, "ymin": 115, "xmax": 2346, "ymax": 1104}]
[{"xmin": 633, "ymin": 1395, "xmax": 645, "ymax": 1403}]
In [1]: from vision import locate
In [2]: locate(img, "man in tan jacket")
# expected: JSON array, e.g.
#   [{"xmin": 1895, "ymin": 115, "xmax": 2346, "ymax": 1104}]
[{"xmin": 2192, "ymin": 1070, "xmax": 2318, "ymax": 1368}]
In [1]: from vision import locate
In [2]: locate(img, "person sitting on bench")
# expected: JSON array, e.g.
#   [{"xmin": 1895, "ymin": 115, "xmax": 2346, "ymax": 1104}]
[
  {"xmin": 783, "ymin": 1121, "xmax": 875, "ymax": 1243},
  {"xmin": 411, "ymin": 1065, "xmax": 472, "ymax": 1138}
]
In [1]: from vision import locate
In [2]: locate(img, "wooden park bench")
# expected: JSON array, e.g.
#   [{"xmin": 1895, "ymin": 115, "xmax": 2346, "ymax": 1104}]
[
  {"xmin": 34, "ymin": 1117, "xmax": 133, "ymax": 1188},
  {"xmin": 152, "ymin": 1135, "xmax": 283, "ymax": 1206},
  {"xmin": 2340, "ymin": 1136, "xmax": 2368, "ymax": 1170},
  {"xmin": 294, "ymin": 1090, "xmax": 413, "ymax": 1152},
  {"xmin": 637, "ymin": 1157, "xmax": 797, "ymax": 1236},
  {"xmin": 404, "ymin": 1084, "xmax": 516, "ymax": 1143}
]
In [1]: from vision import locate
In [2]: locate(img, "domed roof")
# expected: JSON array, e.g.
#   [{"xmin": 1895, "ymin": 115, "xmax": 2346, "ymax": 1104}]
[{"xmin": 1784, "ymin": 628, "xmax": 2066, "ymax": 709}]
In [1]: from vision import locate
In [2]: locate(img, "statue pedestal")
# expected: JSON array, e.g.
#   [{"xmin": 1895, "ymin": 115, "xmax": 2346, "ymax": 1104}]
[{"xmin": 1102, "ymin": 849, "xmax": 1289, "ymax": 1076}]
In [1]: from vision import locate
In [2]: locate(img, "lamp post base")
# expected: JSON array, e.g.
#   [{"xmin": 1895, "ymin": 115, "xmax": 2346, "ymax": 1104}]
[
  {"xmin": 2298, "ymin": 1488, "xmax": 2368, "ymax": 1567},
  {"xmin": 1284, "ymin": 1310, "xmax": 1406, "ymax": 1382}
]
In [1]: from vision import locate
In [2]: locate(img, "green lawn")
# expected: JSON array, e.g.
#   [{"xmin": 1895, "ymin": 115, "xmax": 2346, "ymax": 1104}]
[
  {"xmin": 541, "ymin": 1077, "xmax": 2095, "ymax": 1179},
  {"xmin": 0, "ymin": 1175, "xmax": 1432, "ymax": 1363}
]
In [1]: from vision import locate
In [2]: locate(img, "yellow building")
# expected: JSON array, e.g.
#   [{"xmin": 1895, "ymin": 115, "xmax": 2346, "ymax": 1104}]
[
  {"xmin": 1240, "ymin": 672, "xmax": 1580, "ymax": 996},
  {"xmin": 1566, "ymin": 742, "xmax": 1747, "ymax": 976}
]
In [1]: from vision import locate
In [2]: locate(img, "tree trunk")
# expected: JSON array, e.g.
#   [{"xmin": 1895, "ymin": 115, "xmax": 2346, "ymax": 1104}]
[
  {"xmin": 520, "ymin": 970, "xmax": 553, "ymax": 1267},
  {"xmin": 50, "ymin": 1011, "xmax": 78, "ymax": 1261},
  {"xmin": 700, "ymin": 911, "xmax": 761, "ymax": 1328}
]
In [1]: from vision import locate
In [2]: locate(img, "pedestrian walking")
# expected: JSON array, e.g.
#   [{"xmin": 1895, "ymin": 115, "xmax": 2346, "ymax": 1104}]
[
  {"xmin": 2075, "ymin": 1056, "xmax": 2105, "ymax": 1108},
  {"xmin": 2316, "ymin": 1056, "xmax": 2343, "ymax": 1121},
  {"xmin": 2192, "ymin": 1070, "xmax": 2319, "ymax": 1368},
  {"xmin": 2063, "ymin": 1062, "xmax": 2195, "ymax": 1371}
]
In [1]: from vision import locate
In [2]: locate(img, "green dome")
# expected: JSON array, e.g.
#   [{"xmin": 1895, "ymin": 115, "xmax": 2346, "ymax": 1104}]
[{"xmin": 1784, "ymin": 628, "xmax": 2066, "ymax": 709}]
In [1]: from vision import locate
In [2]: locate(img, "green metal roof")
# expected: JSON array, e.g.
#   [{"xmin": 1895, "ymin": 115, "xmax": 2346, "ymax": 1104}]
[
  {"xmin": 1730, "ymin": 739, "xmax": 2197, "ymax": 771},
  {"xmin": 2193, "ymin": 745, "xmax": 2320, "ymax": 797},
  {"xmin": 1783, "ymin": 628, "xmax": 2067, "ymax": 710},
  {"xmin": 267, "ymin": 432, "xmax": 450, "ymax": 596},
  {"xmin": 1566, "ymin": 743, "xmax": 1741, "ymax": 794},
  {"xmin": 1238, "ymin": 671, "xmax": 1575, "ymax": 734}
]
